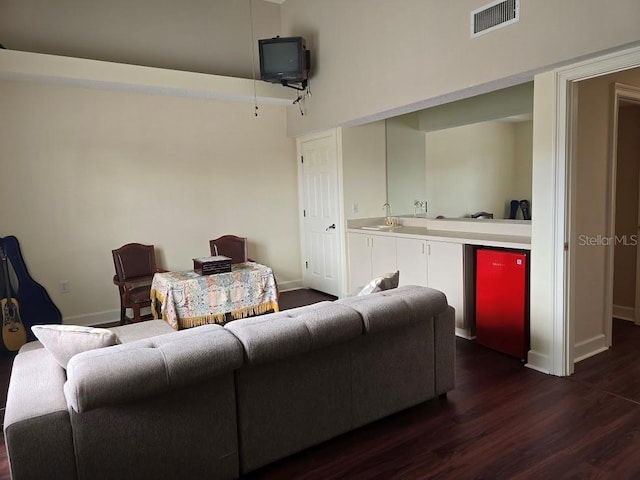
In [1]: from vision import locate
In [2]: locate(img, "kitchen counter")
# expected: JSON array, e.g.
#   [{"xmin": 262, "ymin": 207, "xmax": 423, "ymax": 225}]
[
  {"xmin": 346, "ymin": 216, "xmax": 531, "ymax": 339},
  {"xmin": 347, "ymin": 217, "xmax": 531, "ymax": 250}
]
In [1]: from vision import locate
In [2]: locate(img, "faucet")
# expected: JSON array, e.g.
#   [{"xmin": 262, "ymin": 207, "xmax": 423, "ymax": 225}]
[
  {"xmin": 382, "ymin": 203, "xmax": 395, "ymax": 226},
  {"xmin": 414, "ymin": 200, "xmax": 427, "ymax": 217}
]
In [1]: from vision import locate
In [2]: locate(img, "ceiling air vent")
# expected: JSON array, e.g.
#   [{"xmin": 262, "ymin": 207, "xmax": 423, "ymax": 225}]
[{"xmin": 471, "ymin": 0, "xmax": 519, "ymax": 38}]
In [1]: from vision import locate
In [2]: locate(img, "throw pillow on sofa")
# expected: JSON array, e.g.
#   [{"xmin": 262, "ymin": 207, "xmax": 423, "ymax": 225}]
[
  {"xmin": 31, "ymin": 324, "xmax": 120, "ymax": 369},
  {"xmin": 356, "ymin": 270, "xmax": 400, "ymax": 296}
]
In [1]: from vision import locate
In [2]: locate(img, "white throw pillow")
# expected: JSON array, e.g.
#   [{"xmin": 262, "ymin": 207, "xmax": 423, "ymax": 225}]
[
  {"xmin": 31, "ymin": 324, "xmax": 120, "ymax": 369},
  {"xmin": 356, "ymin": 270, "xmax": 400, "ymax": 296}
]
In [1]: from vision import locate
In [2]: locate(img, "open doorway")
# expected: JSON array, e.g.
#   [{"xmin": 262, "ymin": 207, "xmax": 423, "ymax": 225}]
[
  {"xmin": 570, "ymin": 83, "xmax": 640, "ymax": 398},
  {"xmin": 561, "ymin": 68, "xmax": 640, "ymax": 376},
  {"xmin": 612, "ymin": 98, "xmax": 640, "ymax": 326}
]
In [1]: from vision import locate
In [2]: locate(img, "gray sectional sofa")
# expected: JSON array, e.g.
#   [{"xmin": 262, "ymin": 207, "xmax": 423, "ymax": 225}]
[{"xmin": 4, "ymin": 285, "xmax": 455, "ymax": 480}]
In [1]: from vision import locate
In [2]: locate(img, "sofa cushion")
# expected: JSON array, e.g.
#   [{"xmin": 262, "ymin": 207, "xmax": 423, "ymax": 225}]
[
  {"xmin": 337, "ymin": 285, "xmax": 449, "ymax": 334},
  {"xmin": 108, "ymin": 319, "xmax": 175, "ymax": 343},
  {"xmin": 225, "ymin": 303, "xmax": 363, "ymax": 365},
  {"xmin": 64, "ymin": 324, "xmax": 244, "ymax": 412},
  {"xmin": 147, "ymin": 325, "xmax": 244, "ymax": 389},
  {"xmin": 31, "ymin": 324, "xmax": 120, "ymax": 369},
  {"xmin": 356, "ymin": 270, "xmax": 400, "ymax": 296}
]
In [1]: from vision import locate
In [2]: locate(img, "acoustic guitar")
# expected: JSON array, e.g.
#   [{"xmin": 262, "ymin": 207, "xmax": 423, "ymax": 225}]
[
  {"xmin": 1, "ymin": 236, "xmax": 62, "ymax": 341},
  {"xmin": 0, "ymin": 245, "xmax": 27, "ymax": 351}
]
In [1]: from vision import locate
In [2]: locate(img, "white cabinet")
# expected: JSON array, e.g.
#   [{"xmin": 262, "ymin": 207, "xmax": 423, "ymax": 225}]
[
  {"xmin": 347, "ymin": 233, "xmax": 372, "ymax": 292},
  {"xmin": 347, "ymin": 233, "xmax": 397, "ymax": 292},
  {"xmin": 396, "ymin": 237, "xmax": 428, "ymax": 287},
  {"xmin": 396, "ymin": 238, "xmax": 464, "ymax": 330},
  {"xmin": 348, "ymin": 231, "xmax": 466, "ymax": 335},
  {"xmin": 371, "ymin": 235, "xmax": 397, "ymax": 278},
  {"xmin": 426, "ymin": 241, "xmax": 465, "ymax": 331}
]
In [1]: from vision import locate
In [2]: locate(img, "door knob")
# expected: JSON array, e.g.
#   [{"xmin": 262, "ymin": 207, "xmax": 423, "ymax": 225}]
[{"xmin": 326, "ymin": 223, "xmax": 336, "ymax": 231}]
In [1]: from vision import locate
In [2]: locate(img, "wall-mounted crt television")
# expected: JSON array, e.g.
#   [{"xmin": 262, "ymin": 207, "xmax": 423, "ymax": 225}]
[{"xmin": 259, "ymin": 36, "xmax": 310, "ymax": 84}]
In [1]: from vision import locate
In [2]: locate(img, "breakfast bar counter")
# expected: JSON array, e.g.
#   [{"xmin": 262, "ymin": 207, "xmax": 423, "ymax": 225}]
[{"xmin": 347, "ymin": 216, "xmax": 531, "ymax": 250}]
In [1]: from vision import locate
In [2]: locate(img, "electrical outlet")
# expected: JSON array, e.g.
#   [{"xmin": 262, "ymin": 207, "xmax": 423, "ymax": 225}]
[
  {"xmin": 351, "ymin": 202, "xmax": 358, "ymax": 214},
  {"xmin": 60, "ymin": 280, "xmax": 70, "ymax": 294}
]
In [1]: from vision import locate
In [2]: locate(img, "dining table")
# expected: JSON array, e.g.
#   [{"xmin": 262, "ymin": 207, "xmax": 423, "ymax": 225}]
[{"xmin": 150, "ymin": 261, "xmax": 279, "ymax": 330}]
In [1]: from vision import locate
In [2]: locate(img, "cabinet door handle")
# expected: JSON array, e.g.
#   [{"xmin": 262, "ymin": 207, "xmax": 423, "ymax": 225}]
[
  {"xmin": 421, "ymin": 242, "xmax": 425, "ymax": 254},
  {"xmin": 427, "ymin": 243, "xmax": 431, "ymax": 256}
]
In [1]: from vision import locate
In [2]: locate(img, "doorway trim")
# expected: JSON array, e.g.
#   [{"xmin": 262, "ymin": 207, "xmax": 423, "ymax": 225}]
[{"xmin": 555, "ymin": 45, "xmax": 640, "ymax": 376}]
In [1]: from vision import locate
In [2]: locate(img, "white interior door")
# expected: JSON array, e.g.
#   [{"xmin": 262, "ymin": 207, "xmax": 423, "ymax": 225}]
[{"xmin": 299, "ymin": 132, "xmax": 341, "ymax": 296}]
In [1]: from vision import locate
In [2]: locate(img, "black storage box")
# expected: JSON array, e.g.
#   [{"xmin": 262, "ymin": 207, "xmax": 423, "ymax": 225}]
[{"xmin": 193, "ymin": 255, "xmax": 232, "ymax": 275}]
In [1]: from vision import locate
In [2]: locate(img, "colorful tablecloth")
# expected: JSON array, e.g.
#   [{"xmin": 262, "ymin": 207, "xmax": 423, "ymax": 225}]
[{"xmin": 150, "ymin": 262, "xmax": 279, "ymax": 330}]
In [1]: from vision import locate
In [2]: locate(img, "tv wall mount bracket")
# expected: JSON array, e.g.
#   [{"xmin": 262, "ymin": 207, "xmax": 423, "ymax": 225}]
[{"xmin": 281, "ymin": 79, "xmax": 308, "ymax": 91}]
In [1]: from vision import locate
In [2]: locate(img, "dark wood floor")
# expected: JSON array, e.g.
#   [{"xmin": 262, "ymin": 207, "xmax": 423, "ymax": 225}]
[
  {"xmin": 570, "ymin": 318, "xmax": 640, "ymax": 404},
  {"xmin": 248, "ymin": 317, "xmax": 640, "ymax": 479},
  {"xmin": 1, "ymin": 296, "xmax": 640, "ymax": 479},
  {"xmin": 277, "ymin": 288, "xmax": 336, "ymax": 310}
]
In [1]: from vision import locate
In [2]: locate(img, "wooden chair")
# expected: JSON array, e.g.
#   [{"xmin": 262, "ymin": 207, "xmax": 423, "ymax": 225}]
[
  {"xmin": 209, "ymin": 235, "xmax": 249, "ymax": 264},
  {"xmin": 209, "ymin": 235, "xmax": 281, "ymax": 307},
  {"xmin": 112, "ymin": 243, "xmax": 164, "ymax": 325}
]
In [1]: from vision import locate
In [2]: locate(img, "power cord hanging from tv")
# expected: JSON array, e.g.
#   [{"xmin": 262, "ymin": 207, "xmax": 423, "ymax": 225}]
[
  {"xmin": 248, "ymin": 0, "xmax": 259, "ymax": 117},
  {"xmin": 292, "ymin": 81, "xmax": 311, "ymax": 116}
]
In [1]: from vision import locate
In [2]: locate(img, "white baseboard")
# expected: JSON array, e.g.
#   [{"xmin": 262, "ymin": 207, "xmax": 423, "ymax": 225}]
[
  {"xmin": 455, "ymin": 327, "xmax": 474, "ymax": 340},
  {"xmin": 573, "ymin": 334, "xmax": 608, "ymax": 363},
  {"xmin": 63, "ymin": 309, "xmax": 122, "ymax": 327},
  {"xmin": 613, "ymin": 304, "xmax": 635, "ymax": 322},
  {"xmin": 277, "ymin": 279, "xmax": 304, "ymax": 292},
  {"xmin": 525, "ymin": 350, "xmax": 550, "ymax": 374},
  {"xmin": 61, "ymin": 283, "xmax": 312, "ymax": 327}
]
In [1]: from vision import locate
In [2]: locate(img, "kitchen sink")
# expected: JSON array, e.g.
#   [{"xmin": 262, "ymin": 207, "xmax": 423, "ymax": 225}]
[{"xmin": 361, "ymin": 225, "xmax": 395, "ymax": 231}]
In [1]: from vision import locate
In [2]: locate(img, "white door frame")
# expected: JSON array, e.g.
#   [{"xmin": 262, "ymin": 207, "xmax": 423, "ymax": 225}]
[
  {"xmin": 296, "ymin": 128, "xmax": 347, "ymax": 297},
  {"xmin": 553, "ymin": 45, "xmax": 640, "ymax": 376}
]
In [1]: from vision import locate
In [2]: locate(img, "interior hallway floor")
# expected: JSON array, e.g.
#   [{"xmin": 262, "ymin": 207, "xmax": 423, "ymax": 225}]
[{"xmin": 570, "ymin": 317, "xmax": 640, "ymax": 404}]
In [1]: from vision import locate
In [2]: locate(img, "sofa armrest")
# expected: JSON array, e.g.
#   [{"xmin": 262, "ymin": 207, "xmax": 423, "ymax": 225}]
[
  {"xmin": 64, "ymin": 325, "xmax": 243, "ymax": 413},
  {"xmin": 4, "ymin": 343, "xmax": 77, "ymax": 480}
]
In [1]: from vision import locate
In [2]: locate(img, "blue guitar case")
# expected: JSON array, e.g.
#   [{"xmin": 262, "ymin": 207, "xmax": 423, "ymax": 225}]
[{"xmin": 1, "ymin": 236, "xmax": 62, "ymax": 341}]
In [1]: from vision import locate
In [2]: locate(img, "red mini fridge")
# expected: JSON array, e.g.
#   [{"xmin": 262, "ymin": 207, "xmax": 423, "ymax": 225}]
[{"xmin": 475, "ymin": 248, "xmax": 529, "ymax": 360}]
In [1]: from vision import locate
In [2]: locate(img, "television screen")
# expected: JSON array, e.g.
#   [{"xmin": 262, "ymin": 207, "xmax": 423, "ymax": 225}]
[{"xmin": 259, "ymin": 36, "xmax": 309, "ymax": 84}]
